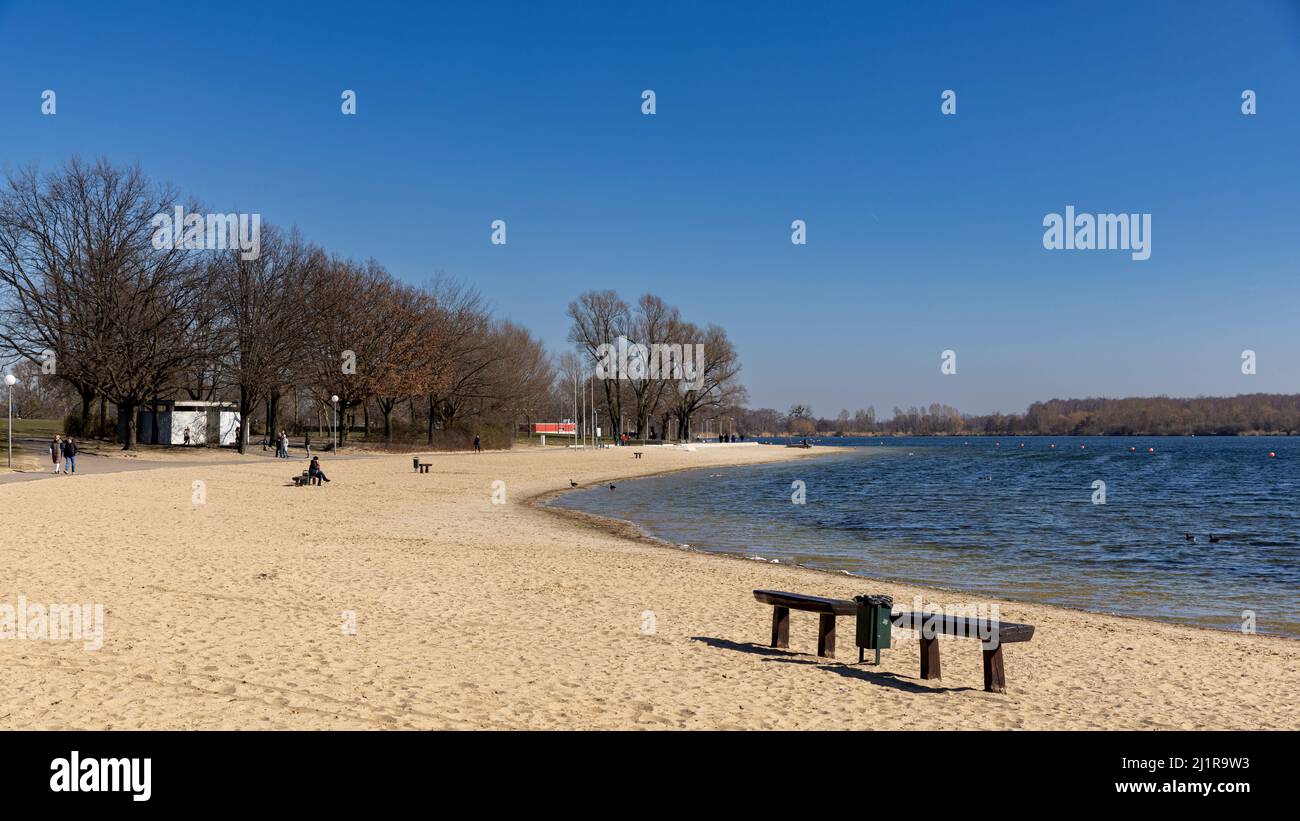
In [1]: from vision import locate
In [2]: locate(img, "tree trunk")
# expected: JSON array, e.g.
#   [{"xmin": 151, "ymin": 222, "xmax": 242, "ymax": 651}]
[
  {"xmin": 238, "ymin": 385, "xmax": 252, "ymax": 455},
  {"xmin": 150, "ymin": 398, "xmax": 161, "ymax": 444},
  {"xmin": 426, "ymin": 396, "xmax": 435, "ymax": 444},
  {"xmin": 77, "ymin": 384, "xmax": 94, "ymax": 433},
  {"xmin": 266, "ymin": 391, "xmax": 280, "ymax": 438},
  {"xmin": 120, "ymin": 401, "xmax": 137, "ymax": 450}
]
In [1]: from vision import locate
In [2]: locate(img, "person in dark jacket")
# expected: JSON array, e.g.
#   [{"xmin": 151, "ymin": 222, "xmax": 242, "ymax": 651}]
[
  {"xmin": 50, "ymin": 434, "xmax": 62, "ymax": 474},
  {"xmin": 473, "ymin": 434, "xmax": 482, "ymax": 454},
  {"xmin": 308, "ymin": 455, "xmax": 330, "ymax": 485},
  {"xmin": 62, "ymin": 437, "xmax": 78, "ymax": 475}
]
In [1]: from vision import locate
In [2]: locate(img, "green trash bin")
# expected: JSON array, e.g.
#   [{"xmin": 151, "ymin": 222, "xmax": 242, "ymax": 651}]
[{"xmin": 854, "ymin": 594, "xmax": 894, "ymax": 664}]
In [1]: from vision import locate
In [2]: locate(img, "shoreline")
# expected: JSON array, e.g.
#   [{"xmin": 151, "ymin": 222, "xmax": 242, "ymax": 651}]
[
  {"xmin": 525, "ymin": 444, "xmax": 857, "ymax": 560},
  {"xmin": 531, "ymin": 451, "xmax": 1300, "ymax": 645}
]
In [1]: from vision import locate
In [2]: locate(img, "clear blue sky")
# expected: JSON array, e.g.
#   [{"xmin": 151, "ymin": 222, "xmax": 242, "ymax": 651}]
[{"xmin": 2, "ymin": 0, "xmax": 1297, "ymax": 415}]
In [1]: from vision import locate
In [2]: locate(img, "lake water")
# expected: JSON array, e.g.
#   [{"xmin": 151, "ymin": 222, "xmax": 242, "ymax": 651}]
[{"xmin": 549, "ymin": 437, "xmax": 1300, "ymax": 637}]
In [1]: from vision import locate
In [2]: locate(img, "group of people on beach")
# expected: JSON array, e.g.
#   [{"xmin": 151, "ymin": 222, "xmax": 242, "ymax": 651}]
[
  {"xmin": 271, "ymin": 430, "xmax": 312, "ymax": 458},
  {"xmin": 48, "ymin": 434, "xmax": 78, "ymax": 475}
]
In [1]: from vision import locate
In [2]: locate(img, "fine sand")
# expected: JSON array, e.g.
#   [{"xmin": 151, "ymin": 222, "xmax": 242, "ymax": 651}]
[{"xmin": 0, "ymin": 443, "xmax": 1295, "ymax": 730}]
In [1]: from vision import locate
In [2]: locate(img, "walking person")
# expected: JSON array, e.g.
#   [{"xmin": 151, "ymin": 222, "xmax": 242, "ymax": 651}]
[
  {"xmin": 304, "ymin": 432, "xmax": 311, "ymax": 457},
  {"xmin": 183, "ymin": 426, "xmax": 191, "ymax": 446},
  {"xmin": 63, "ymin": 437, "xmax": 78, "ymax": 475},
  {"xmin": 473, "ymin": 434, "xmax": 482, "ymax": 454},
  {"xmin": 50, "ymin": 434, "xmax": 63, "ymax": 474}
]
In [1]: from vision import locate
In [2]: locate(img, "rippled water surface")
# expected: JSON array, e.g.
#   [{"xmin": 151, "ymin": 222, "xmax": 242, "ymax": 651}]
[{"xmin": 549, "ymin": 437, "xmax": 1300, "ymax": 637}]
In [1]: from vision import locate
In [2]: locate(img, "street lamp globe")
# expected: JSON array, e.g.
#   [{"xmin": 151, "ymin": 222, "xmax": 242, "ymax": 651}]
[
  {"xmin": 331, "ymin": 394, "xmax": 339, "ymax": 404},
  {"xmin": 3, "ymin": 374, "xmax": 15, "ymax": 386}
]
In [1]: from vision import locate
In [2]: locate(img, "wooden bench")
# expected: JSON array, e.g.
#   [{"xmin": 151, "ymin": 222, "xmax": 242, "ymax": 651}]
[
  {"xmin": 891, "ymin": 610, "xmax": 1035, "ymax": 693},
  {"xmin": 412, "ymin": 457, "xmax": 431, "ymax": 473},
  {"xmin": 754, "ymin": 589, "xmax": 855, "ymax": 658},
  {"xmin": 292, "ymin": 470, "xmax": 310, "ymax": 486},
  {"xmin": 753, "ymin": 589, "xmax": 1035, "ymax": 693}
]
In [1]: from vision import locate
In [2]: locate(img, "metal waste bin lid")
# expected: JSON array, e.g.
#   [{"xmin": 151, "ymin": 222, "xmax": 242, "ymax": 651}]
[{"xmin": 854, "ymin": 594, "xmax": 894, "ymax": 608}]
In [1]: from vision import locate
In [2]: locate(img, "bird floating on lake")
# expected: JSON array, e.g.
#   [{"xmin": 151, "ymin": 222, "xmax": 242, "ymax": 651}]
[
  {"xmin": 1209, "ymin": 535, "xmax": 1223, "ymax": 543},
  {"xmin": 1185, "ymin": 534, "xmax": 1196, "ymax": 543},
  {"xmin": 608, "ymin": 484, "xmax": 616, "ymax": 490}
]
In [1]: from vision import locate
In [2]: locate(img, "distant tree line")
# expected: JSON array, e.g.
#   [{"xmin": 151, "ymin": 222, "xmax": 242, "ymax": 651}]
[
  {"xmin": 737, "ymin": 395, "xmax": 1300, "ymax": 437},
  {"xmin": 0, "ymin": 157, "xmax": 552, "ymax": 451}
]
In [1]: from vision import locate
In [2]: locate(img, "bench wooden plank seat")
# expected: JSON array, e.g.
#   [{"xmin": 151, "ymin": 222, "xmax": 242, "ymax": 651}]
[
  {"xmin": 752, "ymin": 589, "xmax": 1035, "ymax": 693},
  {"xmin": 754, "ymin": 589, "xmax": 857, "ymax": 615}
]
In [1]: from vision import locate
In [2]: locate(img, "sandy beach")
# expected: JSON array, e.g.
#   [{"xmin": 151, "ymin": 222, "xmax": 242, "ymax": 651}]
[{"xmin": 0, "ymin": 443, "xmax": 1295, "ymax": 730}]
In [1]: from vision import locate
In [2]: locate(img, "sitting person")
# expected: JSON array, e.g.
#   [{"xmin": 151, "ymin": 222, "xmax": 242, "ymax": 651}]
[{"xmin": 308, "ymin": 455, "xmax": 331, "ymax": 485}]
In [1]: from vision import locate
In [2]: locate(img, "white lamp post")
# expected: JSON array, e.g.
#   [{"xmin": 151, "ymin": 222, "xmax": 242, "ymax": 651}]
[
  {"xmin": 330, "ymin": 395, "xmax": 339, "ymax": 451},
  {"xmin": 4, "ymin": 373, "xmax": 15, "ymax": 468}
]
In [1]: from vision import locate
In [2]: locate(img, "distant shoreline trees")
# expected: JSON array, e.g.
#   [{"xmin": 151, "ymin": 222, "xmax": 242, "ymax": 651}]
[{"xmin": 737, "ymin": 395, "xmax": 1300, "ymax": 437}]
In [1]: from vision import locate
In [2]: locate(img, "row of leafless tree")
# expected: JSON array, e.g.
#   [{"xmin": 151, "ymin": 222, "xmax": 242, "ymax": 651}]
[{"xmin": 0, "ymin": 157, "xmax": 553, "ymax": 450}]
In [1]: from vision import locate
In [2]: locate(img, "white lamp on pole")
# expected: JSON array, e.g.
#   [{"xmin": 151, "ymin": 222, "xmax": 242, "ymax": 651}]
[
  {"xmin": 330, "ymin": 395, "xmax": 339, "ymax": 451},
  {"xmin": 4, "ymin": 373, "xmax": 15, "ymax": 468}
]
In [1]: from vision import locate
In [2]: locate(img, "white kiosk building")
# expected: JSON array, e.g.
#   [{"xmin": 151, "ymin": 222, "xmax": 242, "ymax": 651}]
[{"xmin": 135, "ymin": 400, "xmax": 241, "ymax": 446}]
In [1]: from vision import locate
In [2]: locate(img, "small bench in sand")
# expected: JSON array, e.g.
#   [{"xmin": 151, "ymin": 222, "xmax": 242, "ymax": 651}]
[
  {"xmin": 411, "ymin": 457, "xmax": 431, "ymax": 474},
  {"xmin": 292, "ymin": 470, "xmax": 310, "ymax": 487},
  {"xmin": 753, "ymin": 589, "xmax": 1035, "ymax": 693},
  {"xmin": 633, "ymin": 451, "xmax": 643, "ymax": 459}
]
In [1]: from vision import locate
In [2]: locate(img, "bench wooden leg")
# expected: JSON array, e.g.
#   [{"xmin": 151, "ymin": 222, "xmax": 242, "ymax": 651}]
[
  {"xmin": 919, "ymin": 636, "xmax": 941, "ymax": 680},
  {"xmin": 983, "ymin": 644, "xmax": 1006, "ymax": 693},
  {"xmin": 770, "ymin": 606, "xmax": 790, "ymax": 649},
  {"xmin": 817, "ymin": 613, "xmax": 836, "ymax": 658}
]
